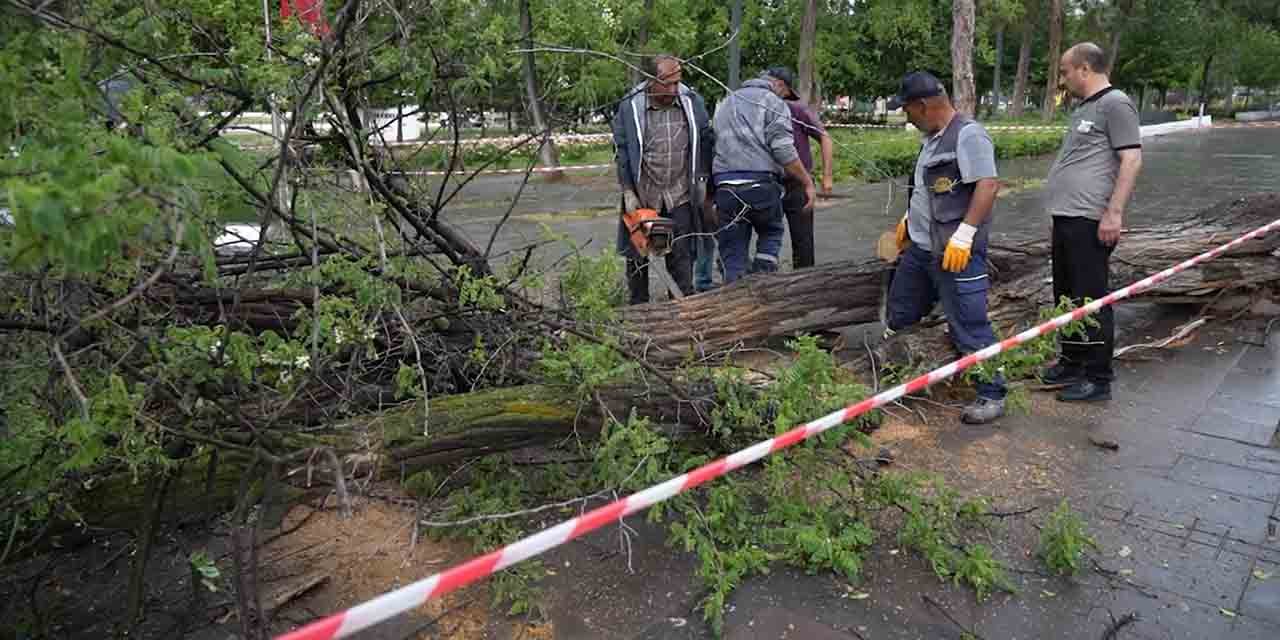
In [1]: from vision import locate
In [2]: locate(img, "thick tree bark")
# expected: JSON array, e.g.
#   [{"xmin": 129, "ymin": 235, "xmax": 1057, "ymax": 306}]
[
  {"xmin": 52, "ymin": 382, "xmax": 712, "ymax": 540},
  {"xmin": 622, "ymin": 194, "xmax": 1280, "ymax": 361},
  {"xmin": 519, "ymin": 0, "xmax": 563, "ymax": 180},
  {"xmin": 1010, "ymin": 6, "xmax": 1035, "ymax": 118},
  {"xmin": 1042, "ymin": 0, "xmax": 1064, "ymax": 120},
  {"xmin": 951, "ymin": 0, "xmax": 978, "ymax": 116},
  {"xmin": 797, "ymin": 0, "xmax": 819, "ymax": 106}
]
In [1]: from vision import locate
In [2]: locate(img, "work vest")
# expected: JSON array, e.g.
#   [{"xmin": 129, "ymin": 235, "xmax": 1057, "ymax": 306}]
[{"xmin": 906, "ymin": 114, "xmax": 992, "ymax": 261}]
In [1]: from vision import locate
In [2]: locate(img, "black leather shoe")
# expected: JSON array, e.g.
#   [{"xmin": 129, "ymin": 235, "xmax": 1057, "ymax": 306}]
[
  {"xmin": 1056, "ymin": 381, "xmax": 1111, "ymax": 402},
  {"xmin": 1039, "ymin": 363, "xmax": 1086, "ymax": 387}
]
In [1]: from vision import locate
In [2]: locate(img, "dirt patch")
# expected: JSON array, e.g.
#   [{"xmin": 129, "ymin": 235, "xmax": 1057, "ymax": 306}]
[{"xmin": 264, "ymin": 493, "xmax": 536, "ymax": 639}]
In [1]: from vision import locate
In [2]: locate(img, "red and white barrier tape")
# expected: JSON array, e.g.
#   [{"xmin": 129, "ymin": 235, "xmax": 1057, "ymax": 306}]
[
  {"xmin": 277, "ymin": 216, "xmax": 1280, "ymax": 640},
  {"xmin": 827, "ymin": 124, "xmax": 1067, "ymax": 132}
]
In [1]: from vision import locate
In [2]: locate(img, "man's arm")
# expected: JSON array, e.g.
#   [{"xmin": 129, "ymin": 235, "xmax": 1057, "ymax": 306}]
[
  {"xmin": 611, "ymin": 102, "xmax": 634, "ymax": 194},
  {"xmin": 1099, "ymin": 148, "xmax": 1142, "ymax": 245},
  {"xmin": 1098, "ymin": 96, "xmax": 1144, "ymax": 245},
  {"xmin": 783, "ymin": 159, "xmax": 816, "ymax": 211},
  {"xmin": 957, "ymin": 125, "xmax": 999, "ymax": 226},
  {"xmin": 797, "ymin": 106, "xmax": 834, "ymax": 194},
  {"xmin": 819, "ymin": 133, "xmax": 834, "ymax": 194},
  {"xmin": 963, "ymin": 178, "xmax": 1000, "ymax": 226}
]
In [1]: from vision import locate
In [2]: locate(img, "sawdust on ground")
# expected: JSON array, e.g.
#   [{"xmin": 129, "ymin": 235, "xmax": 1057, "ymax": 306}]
[
  {"xmin": 264, "ymin": 492, "xmax": 553, "ymax": 639},
  {"xmin": 863, "ymin": 391, "xmax": 1092, "ymax": 502}
]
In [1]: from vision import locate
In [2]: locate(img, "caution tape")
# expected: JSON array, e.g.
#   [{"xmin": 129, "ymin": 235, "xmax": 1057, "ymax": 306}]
[
  {"xmin": 276, "ymin": 216, "xmax": 1280, "ymax": 640},
  {"xmin": 827, "ymin": 124, "xmax": 1068, "ymax": 132}
]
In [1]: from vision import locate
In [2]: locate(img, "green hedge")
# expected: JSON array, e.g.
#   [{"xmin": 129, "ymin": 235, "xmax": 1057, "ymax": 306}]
[
  {"xmin": 297, "ymin": 127, "xmax": 1065, "ymax": 179},
  {"xmin": 829, "ymin": 129, "xmax": 1065, "ymax": 183},
  {"xmin": 390, "ymin": 141, "xmax": 613, "ymax": 172}
]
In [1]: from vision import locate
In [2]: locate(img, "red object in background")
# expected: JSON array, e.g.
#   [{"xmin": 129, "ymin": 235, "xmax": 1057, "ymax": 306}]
[{"xmin": 281, "ymin": 0, "xmax": 331, "ymax": 37}]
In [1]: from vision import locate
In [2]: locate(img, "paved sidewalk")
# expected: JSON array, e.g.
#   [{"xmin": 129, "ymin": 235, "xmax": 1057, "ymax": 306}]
[
  {"xmin": 715, "ymin": 316, "xmax": 1280, "ymax": 640},
  {"xmin": 523, "ymin": 314, "xmax": 1280, "ymax": 640}
]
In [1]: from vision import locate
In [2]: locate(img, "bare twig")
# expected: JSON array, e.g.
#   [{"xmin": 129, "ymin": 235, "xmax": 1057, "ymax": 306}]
[
  {"xmin": 983, "ymin": 505, "xmax": 1040, "ymax": 519},
  {"xmin": 51, "ymin": 342, "xmax": 90, "ymax": 421},
  {"xmin": 69, "ymin": 215, "xmax": 187, "ymax": 332},
  {"xmin": 1101, "ymin": 611, "xmax": 1139, "ymax": 640},
  {"xmin": 1114, "ymin": 318, "xmax": 1207, "ymax": 360},
  {"xmin": 421, "ymin": 457, "xmax": 649, "ymax": 528},
  {"xmin": 0, "ymin": 513, "xmax": 20, "ymax": 567}
]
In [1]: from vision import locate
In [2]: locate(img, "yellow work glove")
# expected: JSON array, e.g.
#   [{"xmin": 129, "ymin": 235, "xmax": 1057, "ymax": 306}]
[
  {"xmin": 895, "ymin": 213, "xmax": 909, "ymax": 252},
  {"xmin": 941, "ymin": 222, "xmax": 977, "ymax": 273}
]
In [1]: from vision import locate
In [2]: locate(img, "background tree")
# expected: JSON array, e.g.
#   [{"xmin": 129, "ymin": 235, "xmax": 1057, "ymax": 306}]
[
  {"xmin": 952, "ymin": 0, "xmax": 979, "ymax": 114},
  {"xmin": 519, "ymin": 0, "xmax": 563, "ymax": 179},
  {"xmin": 1042, "ymin": 0, "xmax": 1064, "ymax": 119},
  {"xmin": 797, "ymin": 0, "xmax": 820, "ymax": 105},
  {"xmin": 1010, "ymin": 0, "xmax": 1039, "ymax": 116}
]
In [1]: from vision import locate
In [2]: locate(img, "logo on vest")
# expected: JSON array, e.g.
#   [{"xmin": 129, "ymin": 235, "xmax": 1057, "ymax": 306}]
[{"xmin": 931, "ymin": 177, "xmax": 957, "ymax": 195}]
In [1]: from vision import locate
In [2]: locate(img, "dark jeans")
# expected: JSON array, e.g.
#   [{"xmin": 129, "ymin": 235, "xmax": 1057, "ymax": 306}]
[
  {"xmin": 624, "ymin": 202, "xmax": 695, "ymax": 305},
  {"xmin": 782, "ymin": 182, "xmax": 815, "ymax": 269},
  {"xmin": 694, "ymin": 236, "xmax": 719, "ymax": 292},
  {"xmin": 714, "ymin": 181, "xmax": 785, "ymax": 283},
  {"xmin": 1052, "ymin": 216, "xmax": 1115, "ymax": 383},
  {"xmin": 887, "ymin": 244, "xmax": 1007, "ymax": 400}
]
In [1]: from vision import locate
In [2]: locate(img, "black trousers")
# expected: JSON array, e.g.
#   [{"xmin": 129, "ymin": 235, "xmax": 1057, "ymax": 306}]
[
  {"xmin": 782, "ymin": 181, "xmax": 816, "ymax": 269},
  {"xmin": 626, "ymin": 202, "xmax": 695, "ymax": 304},
  {"xmin": 1052, "ymin": 216, "xmax": 1115, "ymax": 383}
]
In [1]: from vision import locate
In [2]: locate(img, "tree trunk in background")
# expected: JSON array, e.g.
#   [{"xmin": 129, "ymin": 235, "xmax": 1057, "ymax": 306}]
[
  {"xmin": 797, "ymin": 0, "xmax": 820, "ymax": 106},
  {"xmin": 1199, "ymin": 53, "xmax": 1215, "ymax": 106},
  {"xmin": 1042, "ymin": 0, "xmax": 1064, "ymax": 120},
  {"xmin": 951, "ymin": 0, "xmax": 978, "ymax": 115},
  {"xmin": 1010, "ymin": 8, "xmax": 1035, "ymax": 117},
  {"xmin": 1107, "ymin": 0, "xmax": 1135, "ymax": 73},
  {"xmin": 628, "ymin": 0, "xmax": 656, "ymax": 86},
  {"xmin": 728, "ymin": 0, "xmax": 744, "ymax": 89},
  {"xmin": 993, "ymin": 26, "xmax": 1005, "ymax": 116},
  {"xmin": 519, "ymin": 0, "xmax": 563, "ymax": 180}
]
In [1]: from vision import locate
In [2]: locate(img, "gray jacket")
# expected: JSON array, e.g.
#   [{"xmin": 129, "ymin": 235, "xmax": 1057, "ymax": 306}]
[{"xmin": 711, "ymin": 77, "xmax": 798, "ymax": 181}]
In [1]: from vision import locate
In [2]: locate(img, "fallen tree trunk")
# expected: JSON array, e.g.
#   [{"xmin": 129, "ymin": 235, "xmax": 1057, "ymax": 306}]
[
  {"xmin": 49, "ymin": 381, "xmax": 711, "ymax": 539},
  {"xmin": 623, "ymin": 194, "xmax": 1280, "ymax": 360},
  {"xmin": 38, "ymin": 196, "xmax": 1280, "ymax": 541}
]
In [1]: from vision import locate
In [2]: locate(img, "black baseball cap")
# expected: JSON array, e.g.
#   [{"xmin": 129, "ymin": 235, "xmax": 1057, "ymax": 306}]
[
  {"xmin": 763, "ymin": 67, "xmax": 799, "ymax": 100},
  {"xmin": 887, "ymin": 71, "xmax": 945, "ymax": 110}
]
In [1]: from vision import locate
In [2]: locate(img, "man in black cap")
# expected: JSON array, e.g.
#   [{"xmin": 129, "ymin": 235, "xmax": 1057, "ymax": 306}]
[
  {"xmin": 883, "ymin": 71, "xmax": 1006, "ymax": 425},
  {"xmin": 763, "ymin": 66, "xmax": 834, "ymax": 269}
]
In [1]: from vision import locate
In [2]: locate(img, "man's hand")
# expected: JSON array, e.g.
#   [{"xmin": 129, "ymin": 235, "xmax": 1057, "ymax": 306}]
[
  {"xmin": 1098, "ymin": 208, "xmax": 1123, "ymax": 246},
  {"xmin": 804, "ymin": 180, "xmax": 817, "ymax": 211},
  {"xmin": 941, "ymin": 223, "xmax": 977, "ymax": 273},
  {"xmin": 821, "ymin": 175, "xmax": 834, "ymax": 196},
  {"xmin": 895, "ymin": 213, "xmax": 910, "ymax": 253},
  {"xmin": 622, "ymin": 190, "xmax": 640, "ymax": 214},
  {"xmin": 702, "ymin": 196, "xmax": 718, "ymax": 231}
]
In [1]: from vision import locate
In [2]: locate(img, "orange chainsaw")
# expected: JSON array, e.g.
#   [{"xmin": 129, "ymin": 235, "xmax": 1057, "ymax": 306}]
[{"xmin": 622, "ymin": 207, "xmax": 675, "ymax": 257}]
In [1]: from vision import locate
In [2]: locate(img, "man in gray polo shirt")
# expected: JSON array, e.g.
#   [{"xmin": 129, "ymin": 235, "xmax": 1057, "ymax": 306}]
[{"xmin": 1039, "ymin": 42, "xmax": 1144, "ymax": 402}]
